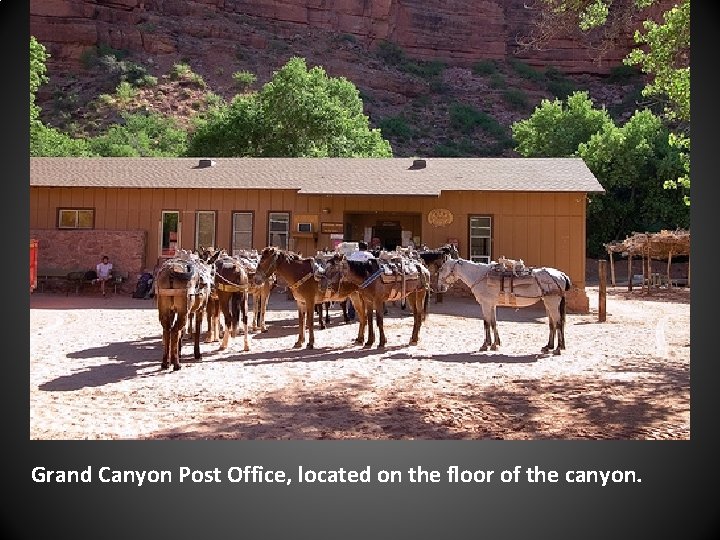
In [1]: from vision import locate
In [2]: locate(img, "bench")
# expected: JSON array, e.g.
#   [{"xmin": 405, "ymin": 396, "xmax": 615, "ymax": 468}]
[
  {"xmin": 38, "ymin": 269, "xmax": 129, "ymax": 295},
  {"xmin": 37, "ymin": 268, "xmax": 84, "ymax": 293},
  {"xmin": 69, "ymin": 270, "xmax": 130, "ymax": 295}
]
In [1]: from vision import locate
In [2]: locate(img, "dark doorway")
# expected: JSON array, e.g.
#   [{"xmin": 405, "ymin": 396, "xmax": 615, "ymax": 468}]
[{"xmin": 373, "ymin": 221, "xmax": 402, "ymax": 251}]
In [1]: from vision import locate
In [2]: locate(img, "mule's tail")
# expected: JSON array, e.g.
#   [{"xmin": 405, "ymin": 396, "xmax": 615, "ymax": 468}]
[
  {"xmin": 422, "ymin": 286, "xmax": 429, "ymax": 322},
  {"xmin": 560, "ymin": 295, "xmax": 567, "ymax": 324}
]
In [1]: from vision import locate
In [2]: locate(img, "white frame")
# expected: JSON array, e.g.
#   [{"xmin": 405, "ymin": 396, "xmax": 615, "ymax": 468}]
[
  {"xmin": 469, "ymin": 215, "xmax": 492, "ymax": 264},
  {"xmin": 268, "ymin": 212, "xmax": 290, "ymax": 250},
  {"xmin": 159, "ymin": 210, "xmax": 181, "ymax": 258},
  {"xmin": 195, "ymin": 210, "xmax": 216, "ymax": 251},
  {"xmin": 232, "ymin": 212, "xmax": 254, "ymax": 255}
]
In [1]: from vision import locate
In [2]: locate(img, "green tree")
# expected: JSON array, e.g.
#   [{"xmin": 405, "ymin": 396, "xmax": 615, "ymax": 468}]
[
  {"xmin": 579, "ymin": 109, "xmax": 688, "ymax": 255},
  {"xmin": 187, "ymin": 57, "xmax": 392, "ymax": 157},
  {"xmin": 511, "ymin": 91, "xmax": 613, "ymax": 157},
  {"xmin": 512, "ymin": 93, "xmax": 688, "ymax": 256},
  {"xmin": 89, "ymin": 112, "xmax": 188, "ymax": 157},
  {"xmin": 31, "ymin": 124, "xmax": 94, "ymax": 157},
  {"xmin": 30, "ymin": 36, "xmax": 95, "ymax": 156},
  {"xmin": 521, "ymin": 0, "xmax": 690, "ymax": 202},
  {"xmin": 30, "ymin": 36, "xmax": 47, "ymax": 126}
]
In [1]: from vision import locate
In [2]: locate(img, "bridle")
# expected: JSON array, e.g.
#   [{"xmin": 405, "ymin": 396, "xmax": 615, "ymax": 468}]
[{"xmin": 254, "ymin": 249, "xmax": 280, "ymax": 285}]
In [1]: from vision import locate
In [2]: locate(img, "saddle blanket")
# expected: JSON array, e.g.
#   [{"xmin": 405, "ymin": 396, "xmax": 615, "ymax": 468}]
[{"xmin": 379, "ymin": 260, "xmax": 423, "ymax": 283}]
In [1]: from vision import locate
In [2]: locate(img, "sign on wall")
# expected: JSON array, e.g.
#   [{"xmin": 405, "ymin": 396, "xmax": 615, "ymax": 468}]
[
  {"xmin": 428, "ymin": 208, "xmax": 454, "ymax": 227},
  {"xmin": 320, "ymin": 222, "xmax": 344, "ymax": 234}
]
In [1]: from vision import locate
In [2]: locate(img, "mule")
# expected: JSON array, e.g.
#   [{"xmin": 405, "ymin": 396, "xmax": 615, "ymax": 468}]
[
  {"xmin": 234, "ymin": 250, "xmax": 276, "ymax": 333},
  {"xmin": 437, "ymin": 258, "xmax": 572, "ymax": 354},
  {"xmin": 254, "ymin": 247, "xmax": 365, "ymax": 349},
  {"xmin": 213, "ymin": 254, "xmax": 251, "ymax": 352},
  {"xmin": 328, "ymin": 253, "xmax": 430, "ymax": 347},
  {"xmin": 315, "ymin": 300, "xmax": 351, "ymax": 329},
  {"xmin": 417, "ymin": 244, "xmax": 459, "ymax": 302},
  {"xmin": 154, "ymin": 254, "xmax": 213, "ymax": 371}
]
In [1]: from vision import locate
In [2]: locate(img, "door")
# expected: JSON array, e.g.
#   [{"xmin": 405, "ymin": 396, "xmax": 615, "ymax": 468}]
[
  {"xmin": 373, "ymin": 221, "xmax": 402, "ymax": 251},
  {"xmin": 159, "ymin": 211, "xmax": 181, "ymax": 258}
]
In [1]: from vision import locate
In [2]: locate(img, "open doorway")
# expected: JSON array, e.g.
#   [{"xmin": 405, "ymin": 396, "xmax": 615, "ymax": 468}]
[{"xmin": 344, "ymin": 212, "xmax": 421, "ymax": 250}]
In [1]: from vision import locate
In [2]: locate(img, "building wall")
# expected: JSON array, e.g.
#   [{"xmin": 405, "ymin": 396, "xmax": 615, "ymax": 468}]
[
  {"xmin": 29, "ymin": 229, "xmax": 147, "ymax": 293},
  {"xmin": 30, "ymin": 187, "xmax": 589, "ymax": 311}
]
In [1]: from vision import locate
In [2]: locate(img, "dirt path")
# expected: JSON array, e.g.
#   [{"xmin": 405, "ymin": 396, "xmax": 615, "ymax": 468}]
[{"xmin": 30, "ymin": 286, "xmax": 690, "ymax": 440}]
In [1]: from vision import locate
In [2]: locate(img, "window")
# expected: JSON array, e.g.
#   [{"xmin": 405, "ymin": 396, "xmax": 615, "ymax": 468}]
[
  {"xmin": 195, "ymin": 211, "xmax": 216, "ymax": 251},
  {"xmin": 160, "ymin": 211, "xmax": 180, "ymax": 257},
  {"xmin": 232, "ymin": 212, "xmax": 254, "ymax": 255},
  {"xmin": 58, "ymin": 208, "xmax": 94, "ymax": 229},
  {"xmin": 469, "ymin": 215, "xmax": 492, "ymax": 263},
  {"xmin": 268, "ymin": 212, "xmax": 290, "ymax": 250}
]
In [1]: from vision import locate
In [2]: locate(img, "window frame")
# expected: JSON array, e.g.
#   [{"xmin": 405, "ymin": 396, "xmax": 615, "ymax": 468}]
[
  {"xmin": 195, "ymin": 210, "xmax": 217, "ymax": 251},
  {"xmin": 57, "ymin": 208, "xmax": 95, "ymax": 229},
  {"xmin": 468, "ymin": 214, "xmax": 493, "ymax": 263},
  {"xmin": 231, "ymin": 211, "xmax": 255, "ymax": 255},
  {"xmin": 267, "ymin": 211, "xmax": 291, "ymax": 250},
  {"xmin": 160, "ymin": 210, "xmax": 181, "ymax": 258}
]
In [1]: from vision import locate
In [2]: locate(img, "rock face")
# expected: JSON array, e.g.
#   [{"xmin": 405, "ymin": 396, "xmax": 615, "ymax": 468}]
[{"xmin": 29, "ymin": 0, "xmax": 664, "ymax": 74}]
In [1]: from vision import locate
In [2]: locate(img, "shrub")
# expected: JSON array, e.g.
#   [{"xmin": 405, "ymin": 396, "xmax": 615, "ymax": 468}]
[
  {"xmin": 547, "ymin": 78, "xmax": 576, "ymax": 100},
  {"xmin": 508, "ymin": 58, "xmax": 545, "ymax": 82},
  {"xmin": 232, "ymin": 70, "xmax": 257, "ymax": 89},
  {"xmin": 489, "ymin": 73, "xmax": 505, "ymax": 89},
  {"xmin": 377, "ymin": 41, "xmax": 405, "ymax": 65},
  {"xmin": 378, "ymin": 116, "xmax": 413, "ymax": 141},
  {"xmin": 472, "ymin": 60, "xmax": 499, "ymax": 76},
  {"xmin": 501, "ymin": 88, "xmax": 529, "ymax": 110},
  {"xmin": 449, "ymin": 103, "xmax": 506, "ymax": 139},
  {"xmin": 170, "ymin": 63, "xmax": 193, "ymax": 79},
  {"xmin": 609, "ymin": 64, "xmax": 642, "ymax": 83},
  {"xmin": 115, "ymin": 81, "xmax": 136, "ymax": 102}
]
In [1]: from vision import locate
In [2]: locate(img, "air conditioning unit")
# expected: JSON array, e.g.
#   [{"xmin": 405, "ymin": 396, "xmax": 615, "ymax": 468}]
[{"xmin": 297, "ymin": 222, "xmax": 313, "ymax": 233}]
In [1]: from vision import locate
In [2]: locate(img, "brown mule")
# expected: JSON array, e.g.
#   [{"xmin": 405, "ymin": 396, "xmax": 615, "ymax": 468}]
[
  {"xmin": 213, "ymin": 254, "xmax": 251, "ymax": 352},
  {"xmin": 329, "ymin": 254, "xmax": 430, "ymax": 348},
  {"xmin": 154, "ymin": 254, "xmax": 213, "ymax": 371},
  {"xmin": 254, "ymin": 247, "xmax": 364, "ymax": 349}
]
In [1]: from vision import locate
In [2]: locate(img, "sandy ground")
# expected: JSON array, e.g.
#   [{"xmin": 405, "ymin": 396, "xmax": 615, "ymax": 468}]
[{"xmin": 29, "ymin": 284, "xmax": 690, "ymax": 440}]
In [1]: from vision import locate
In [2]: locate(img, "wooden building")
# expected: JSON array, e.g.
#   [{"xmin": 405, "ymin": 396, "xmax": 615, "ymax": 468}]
[{"xmin": 30, "ymin": 157, "xmax": 605, "ymax": 311}]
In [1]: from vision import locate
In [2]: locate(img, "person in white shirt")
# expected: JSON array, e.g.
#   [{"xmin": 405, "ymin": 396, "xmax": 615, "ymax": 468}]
[{"xmin": 95, "ymin": 255, "xmax": 113, "ymax": 296}]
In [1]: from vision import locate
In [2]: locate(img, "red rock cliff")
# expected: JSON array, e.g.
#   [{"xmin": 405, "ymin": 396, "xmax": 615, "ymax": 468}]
[{"xmin": 29, "ymin": 0, "xmax": 665, "ymax": 74}]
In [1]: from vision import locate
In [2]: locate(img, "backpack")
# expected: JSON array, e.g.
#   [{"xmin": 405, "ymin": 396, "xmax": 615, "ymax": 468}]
[{"xmin": 133, "ymin": 272, "xmax": 154, "ymax": 299}]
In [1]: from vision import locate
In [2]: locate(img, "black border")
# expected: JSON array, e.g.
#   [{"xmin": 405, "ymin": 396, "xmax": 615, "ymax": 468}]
[{"xmin": 12, "ymin": 1, "xmax": 719, "ymax": 538}]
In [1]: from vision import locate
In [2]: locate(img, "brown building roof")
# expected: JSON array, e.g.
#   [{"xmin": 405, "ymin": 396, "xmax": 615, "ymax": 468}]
[{"xmin": 30, "ymin": 157, "xmax": 605, "ymax": 195}]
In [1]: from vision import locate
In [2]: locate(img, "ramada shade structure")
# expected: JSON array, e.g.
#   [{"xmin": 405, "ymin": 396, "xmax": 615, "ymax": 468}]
[{"xmin": 603, "ymin": 229, "xmax": 690, "ymax": 291}]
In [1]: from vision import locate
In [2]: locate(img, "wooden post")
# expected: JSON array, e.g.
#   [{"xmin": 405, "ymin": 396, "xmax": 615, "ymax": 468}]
[
  {"xmin": 687, "ymin": 257, "xmax": 691, "ymax": 288},
  {"xmin": 667, "ymin": 250, "xmax": 673, "ymax": 289},
  {"xmin": 627, "ymin": 253, "xmax": 633, "ymax": 292},
  {"xmin": 609, "ymin": 250, "xmax": 616, "ymax": 286},
  {"xmin": 598, "ymin": 260, "xmax": 607, "ymax": 322}
]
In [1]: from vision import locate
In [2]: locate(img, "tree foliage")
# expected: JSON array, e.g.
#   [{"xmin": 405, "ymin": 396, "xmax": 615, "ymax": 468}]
[
  {"xmin": 30, "ymin": 36, "xmax": 48, "ymax": 126},
  {"xmin": 31, "ymin": 36, "xmax": 96, "ymax": 156},
  {"xmin": 578, "ymin": 109, "xmax": 688, "ymax": 255},
  {"xmin": 512, "ymin": 92, "xmax": 688, "ymax": 256},
  {"xmin": 511, "ymin": 91, "xmax": 613, "ymax": 157},
  {"xmin": 31, "ymin": 123, "xmax": 94, "ymax": 157},
  {"xmin": 89, "ymin": 112, "xmax": 188, "ymax": 157},
  {"xmin": 520, "ymin": 0, "xmax": 690, "ymax": 203},
  {"xmin": 187, "ymin": 57, "xmax": 392, "ymax": 157}
]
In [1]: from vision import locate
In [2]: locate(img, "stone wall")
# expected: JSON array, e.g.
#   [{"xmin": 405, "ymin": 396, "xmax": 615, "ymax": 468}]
[{"xmin": 30, "ymin": 229, "xmax": 147, "ymax": 293}]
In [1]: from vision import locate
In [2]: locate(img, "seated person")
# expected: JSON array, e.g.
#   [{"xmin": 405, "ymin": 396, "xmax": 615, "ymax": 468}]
[{"xmin": 95, "ymin": 255, "xmax": 113, "ymax": 296}]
